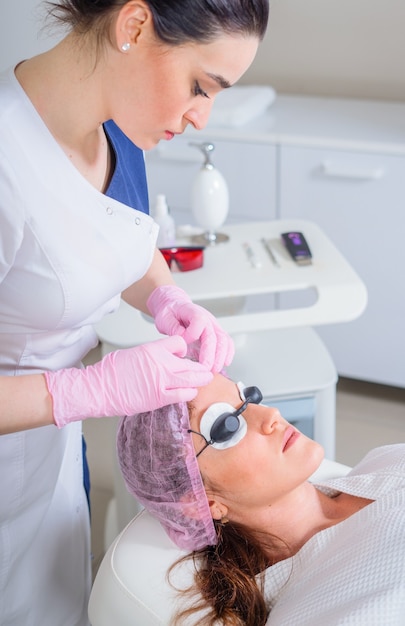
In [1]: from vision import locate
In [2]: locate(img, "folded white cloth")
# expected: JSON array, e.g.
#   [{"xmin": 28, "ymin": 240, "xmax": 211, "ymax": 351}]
[{"xmin": 206, "ymin": 85, "xmax": 276, "ymax": 128}]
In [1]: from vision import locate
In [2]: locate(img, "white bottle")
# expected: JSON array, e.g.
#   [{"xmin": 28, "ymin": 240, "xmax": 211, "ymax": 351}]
[
  {"xmin": 190, "ymin": 142, "xmax": 229, "ymax": 245},
  {"xmin": 153, "ymin": 194, "xmax": 176, "ymax": 248}
]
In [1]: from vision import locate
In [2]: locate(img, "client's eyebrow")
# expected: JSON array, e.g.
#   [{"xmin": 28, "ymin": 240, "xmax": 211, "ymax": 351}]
[
  {"xmin": 186, "ymin": 401, "xmax": 197, "ymax": 419},
  {"xmin": 205, "ymin": 72, "xmax": 231, "ymax": 89},
  {"xmin": 187, "ymin": 401, "xmax": 203, "ymax": 431}
]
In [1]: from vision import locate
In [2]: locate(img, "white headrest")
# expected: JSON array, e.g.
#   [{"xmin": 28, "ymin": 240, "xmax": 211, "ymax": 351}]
[{"xmin": 88, "ymin": 458, "xmax": 351, "ymax": 625}]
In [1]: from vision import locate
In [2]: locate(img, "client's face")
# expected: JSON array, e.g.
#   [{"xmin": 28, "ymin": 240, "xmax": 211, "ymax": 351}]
[{"xmin": 188, "ymin": 374, "xmax": 324, "ymax": 519}]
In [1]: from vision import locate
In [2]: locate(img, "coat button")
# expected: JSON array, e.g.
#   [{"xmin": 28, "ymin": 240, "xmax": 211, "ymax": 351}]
[
  {"xmin": 106, "ymin": 206, "xmax": 114, "ymax": 215},
  {"xmin": 134, "ymin": 216, "xmax": 141, "ymax": 225}
]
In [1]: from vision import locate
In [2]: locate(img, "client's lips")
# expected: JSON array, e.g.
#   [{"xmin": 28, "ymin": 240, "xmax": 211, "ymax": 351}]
[{"xmin": 282, "ymin": 426, "xmax": 300, "ymax": 452}]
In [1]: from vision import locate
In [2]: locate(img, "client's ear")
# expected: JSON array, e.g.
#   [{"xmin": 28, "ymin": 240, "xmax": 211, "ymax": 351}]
[{"xmin": 208, "ymin": 498, "xmax": 228, "ymax": 521}]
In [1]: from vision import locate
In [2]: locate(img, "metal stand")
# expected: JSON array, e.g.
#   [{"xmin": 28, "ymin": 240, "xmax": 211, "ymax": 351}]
[{"xmin": 192, "ymin": 231, "xmax": 230, "ymax": 246}]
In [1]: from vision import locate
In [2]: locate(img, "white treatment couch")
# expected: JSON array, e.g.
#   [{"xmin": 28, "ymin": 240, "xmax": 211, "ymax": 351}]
[{"xmin": 88, "ymin": 458, "xmax": 351, "ymax": 626}]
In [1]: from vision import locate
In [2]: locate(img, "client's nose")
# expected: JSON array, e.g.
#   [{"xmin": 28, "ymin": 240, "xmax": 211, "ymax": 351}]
[{"xmin": 261, "ymin": 407, "xmax": 281, "ymax": 435}]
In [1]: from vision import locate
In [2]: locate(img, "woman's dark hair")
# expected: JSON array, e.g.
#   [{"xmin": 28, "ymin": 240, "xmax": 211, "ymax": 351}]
[
  {"xmin": 168, "ymin": 519, "xmax": 289, "ymax": 626},
  {"xmin": 46, "ymin": 0, "xmax": 269, "ymax": 45}
]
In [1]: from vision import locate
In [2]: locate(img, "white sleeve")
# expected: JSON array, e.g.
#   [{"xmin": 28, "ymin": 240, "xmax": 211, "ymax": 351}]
[
  {"xmin": 348, "ymin": 443, "xmax": 405, "ymax": 477},
  {"xmin": 315, "ymin": 444, "xmax": 405, "ymax": 500}
]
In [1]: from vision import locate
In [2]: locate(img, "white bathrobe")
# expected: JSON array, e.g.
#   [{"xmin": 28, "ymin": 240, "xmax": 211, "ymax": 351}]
[{"xmin": 264, "ymin": 444, "xmax": 405, "ymax": 625}]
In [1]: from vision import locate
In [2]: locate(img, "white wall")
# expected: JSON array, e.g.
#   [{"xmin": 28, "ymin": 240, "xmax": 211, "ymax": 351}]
[
  {"xmin": 243, "ymin": 0, "xmax": 405, "ymax": 102},
  {"xmin": 1, "ymin": 0, "xmax": 404, "ymax": 102},
  {"xmin": 0, "ymin": 0, "xmax": 62, "ymax": 71}
]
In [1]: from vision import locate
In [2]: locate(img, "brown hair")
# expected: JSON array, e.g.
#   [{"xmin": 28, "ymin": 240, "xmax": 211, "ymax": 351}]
[
  {"xmin": 46, "ymin": 0, "xmax": 269, "ymax": 44},
  {"xmin": 169, "ymin": 519, "xmax": 290, "ymax": 625}
]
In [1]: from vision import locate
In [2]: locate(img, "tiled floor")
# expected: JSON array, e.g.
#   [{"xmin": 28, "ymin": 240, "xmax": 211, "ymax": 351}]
[{"xmin": 83, "ymin": 344, "xmax": 405, "ymax": 578}]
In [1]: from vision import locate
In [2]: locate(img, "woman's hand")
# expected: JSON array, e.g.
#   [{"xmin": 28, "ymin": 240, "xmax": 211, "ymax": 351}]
[
  {"xmin": 147, "ymin": 285, "xmax": 235, "ymax": 373},
  {"xmin": 45, "ymin": 335, "xmax": 213, "ymax": 428}
]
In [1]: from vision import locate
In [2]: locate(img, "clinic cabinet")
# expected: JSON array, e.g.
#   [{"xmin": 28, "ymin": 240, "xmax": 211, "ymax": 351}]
[
  {"xmin": 145, "ymin": 138, "xmax": 278, "ymax": 222},
  {"xmin": 144, "ymin": 94, "xmax": 405, "ymax": 388}
]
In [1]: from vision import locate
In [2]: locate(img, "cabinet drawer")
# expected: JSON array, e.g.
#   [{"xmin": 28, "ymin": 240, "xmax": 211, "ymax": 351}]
[
  {"xmin": 145, "ymin": 136, "xmax": 277, "ymax": 224},
  {"xmin": 279, "ymin": 145, "xmax": 405, "ymax": 387}
]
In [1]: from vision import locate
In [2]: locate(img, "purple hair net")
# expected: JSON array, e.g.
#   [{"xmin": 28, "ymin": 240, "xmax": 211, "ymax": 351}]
[{"xmin": 117, "ymin": 402, "xmax": 217, "ymax": 551}]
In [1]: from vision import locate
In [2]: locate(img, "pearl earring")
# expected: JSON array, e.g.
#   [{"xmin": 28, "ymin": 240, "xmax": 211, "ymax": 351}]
[{"xmin": 121, "ymin": 42, "xmax": 130, "ymax": 52}]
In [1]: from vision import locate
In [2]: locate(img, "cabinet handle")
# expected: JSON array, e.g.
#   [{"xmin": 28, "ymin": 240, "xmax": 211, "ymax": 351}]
[{"xmin": 320, "ymin": 160, "xmax": 385, "ymax": 181}]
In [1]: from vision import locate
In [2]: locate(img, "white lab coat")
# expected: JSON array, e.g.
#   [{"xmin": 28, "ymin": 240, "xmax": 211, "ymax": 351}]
[{"xmin": 0, "ymin": 67, "xmax": 158, "ymax": 625}]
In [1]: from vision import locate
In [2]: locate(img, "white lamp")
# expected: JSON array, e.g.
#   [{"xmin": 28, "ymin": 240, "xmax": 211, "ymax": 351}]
[{"xmin": 190, "ymin": 142, "xmax": 229, "ymax": 245}]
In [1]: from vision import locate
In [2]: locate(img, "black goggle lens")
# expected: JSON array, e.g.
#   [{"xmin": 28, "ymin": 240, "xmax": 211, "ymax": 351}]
[
  {"xmin": 209, "ymin": 386, "xmax": 263, "ymax": 444},
  {"xmin": 210, "ymin": 413, "xmax": 240, "ymax": 443}
]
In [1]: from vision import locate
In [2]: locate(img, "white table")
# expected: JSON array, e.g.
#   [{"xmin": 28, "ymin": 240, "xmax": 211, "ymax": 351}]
[{"xmin": 95, "ymin": 218, "xmax": 367, "ymax": 346}]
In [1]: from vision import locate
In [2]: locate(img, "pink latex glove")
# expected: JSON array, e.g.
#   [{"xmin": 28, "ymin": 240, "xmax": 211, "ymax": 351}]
[
  {"xmin": 45, "ymin": 335, "xmax": 213, "ymax": 428},
  {"xmin": 147, "ymin": 285, "xmax": 234, "ymax": 373}
]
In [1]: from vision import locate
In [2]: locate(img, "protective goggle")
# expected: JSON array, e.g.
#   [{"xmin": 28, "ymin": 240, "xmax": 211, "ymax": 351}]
[
  {"xmin": 160, "ymin": 246, "xmax": 205, "ymax": 272},
  {"xmin": 188, "ymin": 382, "xmax": 263, "ymax": 457}
]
